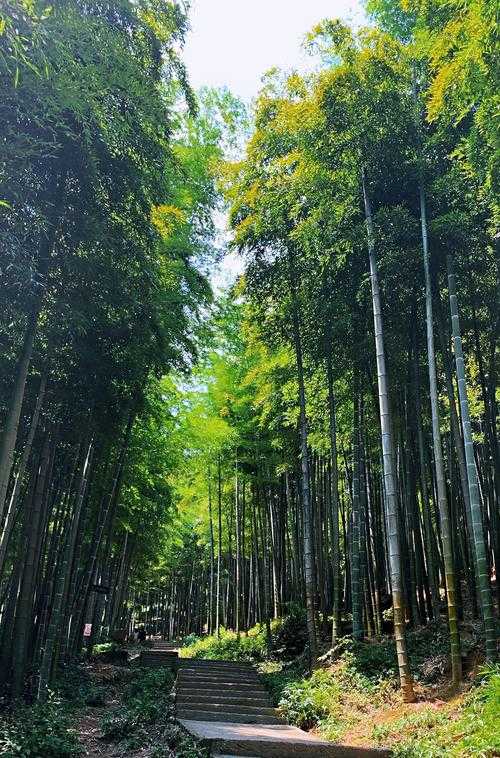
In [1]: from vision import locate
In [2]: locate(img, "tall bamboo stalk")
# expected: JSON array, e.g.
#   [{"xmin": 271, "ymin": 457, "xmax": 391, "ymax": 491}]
[
  {"xmin": 417, "ymin": 173, "xmax": 461, "ymax": 684},
  {"xmin": 327, "ymin": 357, "xmax": 341, "ymax": 644},
  {"xmin": 447, "ymin": 256, "xmax": 497, "ymax": 661},
  {"xmin": 362, "ymin": 169, "xmax": 415, "ymax": 702}
]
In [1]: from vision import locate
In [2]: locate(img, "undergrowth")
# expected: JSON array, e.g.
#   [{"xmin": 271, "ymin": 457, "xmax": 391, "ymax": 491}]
[
  {"xmin": 100, "ymin": 666, "xmax": 207, "ymax": 757},
  {"xmin": 373, "ymin": 665, "xmax": 500, "ymax": 757},
  {"xmin": 179, "ymin": 625, "xmax": 268, "ymax": 661},
  {"xmin": 0, "ymin": 697, "xmax": 81, "ymax": 758},
  {"xmin": 264, "ymin": 640, "xmax": 398, "ymax": 742},
  {"xmin": 100, "ymin": 667, "xmax": 173, "ymax": 739},
  {"xmin": 0, "ymin": 663, "xmax": 207, "ymax": 757},
  {"xmin": 180, "ymin": 602, "xmax": 307, "ymax": 662}
]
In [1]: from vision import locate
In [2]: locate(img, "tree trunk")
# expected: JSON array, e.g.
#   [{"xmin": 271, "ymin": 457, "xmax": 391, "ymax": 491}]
[
  {"xmin": 287, "ymin": 247, "xmax": 317, "ymax": 666},
  {"xmin": 417, "ymin": 177, "xmax": 461, "ymax": 682},
  {"xmin": 351, "ymin": 384, "xmax": 363, "ymax": 639},
  {"xmin": 327, "ymin": 357, "xmax": 341, "ymax": 644},
  {"xmin": 0, "ymin": 167, "xmax": 66, "ymax": 526},
  {"xmin": 235, "ymin": 458, "xmax": 241, "ymax": 637},
  {"xmin": 362, "ymin": 169, "xmax": 415, "ymax": 702},
  {"xmin": 0, "ymin": 372, "xmax": 47, "ymax": 578},
  {"xmin": 208, "ymin": 467, "xmax": 215, "ymax": 635},
  {"xmin": 11, "ymin": 427, "xmax": 52, "ymax": 697},
  {"xmin": 216, "ymin": 454, "xmax": 222, "ymax": 637},
  {"xmin": 447, "ymin": 256, "xmax": 497, "ymax": 661}
]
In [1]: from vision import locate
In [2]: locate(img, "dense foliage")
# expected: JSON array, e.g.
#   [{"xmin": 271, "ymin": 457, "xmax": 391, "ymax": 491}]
[
  {"xmin": 143, "ymin": 0, "xmax": 498, "ymax": 706},
  {"xmin": 0, "ymin": 0, "xmax": 226, "ymax": 701},
  {"xmin": 0, "ymin": 0, "xmax": 497, "ymax": 737}
]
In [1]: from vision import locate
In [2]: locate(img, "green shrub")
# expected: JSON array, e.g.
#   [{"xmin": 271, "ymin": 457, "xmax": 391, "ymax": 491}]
[
  {"xmin": 261, "ymin": 660, "xmax": 309, "ymax": 705},
  {"xmin": 100, "ymin": 707, "xmax": 138, "ymax": 740},
  {"xmin": 278, "ymin": 669, "xmax": 341, "ymax": 729},
  {"xmin": 123, "ymin": 667, "xmax": 174, "ymax": 699},
  {"xmin": 181, "ymin": 633, "xmax": 201, "ymax": 647},
  {"xmin": 180, "ymin": 627, "xmax": 267, "ymax": 662},
  {"xmin": 180, "ymin": 609, "xmax": 308, "ymax": 663},
  {"xmin": 91, "ymin": 642, "xmax": 128, "ymax": 664},
  {"xmin": 161, "ymin": 722, "xmax": 209, "ymax": 757},
  {"xmin": 54, "ymin": 666, "xmax": 91, "ymax": 703},
  {"xmin": 91, "ymin": 642, "xmax": 116, "ymax": 655},
  {"xmin": 348, "ymin": 638, "xmax": 398, "ymax": 681},
  {"xmin": 0, "ymin": 699, "xmax": 81, "ymax": 757}
]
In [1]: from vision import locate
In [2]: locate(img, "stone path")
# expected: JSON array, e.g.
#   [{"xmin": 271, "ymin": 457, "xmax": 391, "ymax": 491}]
[
  {"xmin": 176, "ymin": 660, "xmax": 279, "ymax": 724},
  {"xmin": 137, "ymin": 639, "xmax": 180, "ymax": 668},
  {"xmin": 175, "ymin": 659, "xmax": 390, "ymax": 757}
]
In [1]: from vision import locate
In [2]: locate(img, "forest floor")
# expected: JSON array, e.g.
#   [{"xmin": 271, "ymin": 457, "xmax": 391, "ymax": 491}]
[
  {"xmin": 72, "ymin": 661, "xmax": 207, "ymax": 758},
  {"xmin": 0, "ymin": 657, "xmax": 207, "ymax": 758}
]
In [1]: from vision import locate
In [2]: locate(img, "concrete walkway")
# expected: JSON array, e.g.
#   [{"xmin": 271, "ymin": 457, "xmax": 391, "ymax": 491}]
[{"xmin": 175, "ymin": 659, "xmax": 390, "ymax": 757}]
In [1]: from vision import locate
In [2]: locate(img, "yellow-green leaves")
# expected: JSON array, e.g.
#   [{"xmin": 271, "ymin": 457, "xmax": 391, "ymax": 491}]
[{"xmin": 151, "ymin": 204, "xmax": 186, "ymax": 239}]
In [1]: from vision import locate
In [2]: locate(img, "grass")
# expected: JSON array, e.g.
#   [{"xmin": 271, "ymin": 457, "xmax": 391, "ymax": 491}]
[
  {"xmin": 371, "ymin": 665, "xmax": 500, "ymax": 757},
  {"xmin": 263, "ymin": 639, "xmax": 399, "ymax": 743}
]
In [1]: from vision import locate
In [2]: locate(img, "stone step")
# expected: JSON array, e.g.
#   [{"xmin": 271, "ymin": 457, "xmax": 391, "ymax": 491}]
[
  {"xmin": 178, "ymin": 664, "xmax": 255, "ymax": 674},
  {"xmin": 177, "ymin": 710, "xmax": 282, "ymax": 725},
  {"xmin": 177, "ymin": 694, "xmax": 268, "ymax": 706},
  {"xmin": 178, "ymin": 688, "xmax": 267, "ymax": 701},
  {"xmin": 177, "ymin": 658, "xmax": 255, "ymax": 671},
  {"xmin": 179, "ymin": 658, "xmax": 256, "ymax": 676},
  {"xmin": 176, "ymin": 702, "xmax": 277, "ymax": 717},
  {"xmin": 178, "ymin": 666, "xmax": 259, "ymax": 676},
  {"xmin": 178, "ymin": 681, "xmax": 265, "ymax": 690},
  {"xmin": 178, "ymin": 668, "xmax": 255, "ymax": 673},
  {"xmin": 140, "ymin": 651, "xmax": 178, "ymax": 661},
  {"xmin": 179, "ymin": 720, "xmax": 391, "ymax": 758},
  {"xmin": 178, "ymin": 675, "xmax": 260, "ymax": 686},
  {"xmin": 178, "ymin": 678, "xmax": 265, "ymax": 689}
]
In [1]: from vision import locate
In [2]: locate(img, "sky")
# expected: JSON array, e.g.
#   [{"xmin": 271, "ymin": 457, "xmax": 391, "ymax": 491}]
[
  {"xmin": 184, "ymin": 0, "xmax": 365, "ymax": 101},
  {"xmin": 183, "ymin": 0, "xmax": 365, "ymax": 286}
]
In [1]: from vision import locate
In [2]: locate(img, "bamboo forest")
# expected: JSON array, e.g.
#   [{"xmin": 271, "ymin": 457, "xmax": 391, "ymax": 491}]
[{"xmin": 0, "ymin": 1, "xmax": 498, "ymax": 756}]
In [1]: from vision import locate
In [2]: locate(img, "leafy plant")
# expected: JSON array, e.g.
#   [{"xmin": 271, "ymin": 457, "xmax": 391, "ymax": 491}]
[
  {"xmin": 0, "ymin": 698, "xmax": 81, "ymax": 757},
  {"xmin": 180, "ymin": 626, "xmax": 267, "ymax": 662}
]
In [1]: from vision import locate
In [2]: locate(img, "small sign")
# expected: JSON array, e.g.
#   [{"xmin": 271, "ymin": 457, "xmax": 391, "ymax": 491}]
[{"xmin": 83, "ymin": 623, "xmax": 92, "ymax": 637}]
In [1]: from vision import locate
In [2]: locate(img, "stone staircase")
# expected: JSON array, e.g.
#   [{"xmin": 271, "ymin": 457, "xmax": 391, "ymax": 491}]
[
  {"xmin": 175, "ymin": 659, "xmax": 391, "ymax": 757},
  {"xmin": 176, "ymin": 660, "xmax": 281, "ymax": 725},
  {"xmin": 137, "ymin": 640, "xmax": 179, "ymax": 669}
]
